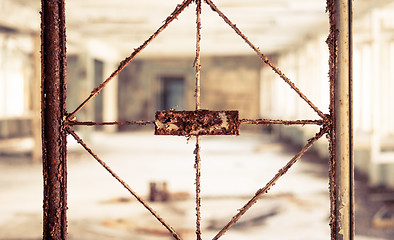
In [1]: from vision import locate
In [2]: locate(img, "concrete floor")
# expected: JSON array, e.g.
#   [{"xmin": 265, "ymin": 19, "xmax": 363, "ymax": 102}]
[{"xmin": 0, "ymin": 128, "xmax": 392, "ymax": 239}]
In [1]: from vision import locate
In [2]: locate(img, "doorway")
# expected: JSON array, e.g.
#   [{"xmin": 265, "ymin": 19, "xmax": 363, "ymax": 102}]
[{"xmin": 160, "ymin": 76, "xmax": 185, "ymax": 110}]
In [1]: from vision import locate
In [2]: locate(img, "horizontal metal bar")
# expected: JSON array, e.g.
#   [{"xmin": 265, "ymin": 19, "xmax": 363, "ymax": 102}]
[
  {"xmin": 240, "ymin": 118, "xmax": 325, "ymax": 126},
  {"xmin": 68, "ymin": 118, "xmax": 325, "ymax": 128},
  {"xmin": 68, "ymin": 120, "xmax": 154, "ymax": 126}
]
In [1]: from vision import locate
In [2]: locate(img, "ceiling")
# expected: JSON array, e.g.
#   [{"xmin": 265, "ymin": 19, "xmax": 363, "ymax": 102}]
[
  {"xmin": 62, "ymin": 0, "xmax": 328, "ymax": 57},
  {"xmin": 1, "ymin": 0, "xmax": 394, "ymax": 58}
]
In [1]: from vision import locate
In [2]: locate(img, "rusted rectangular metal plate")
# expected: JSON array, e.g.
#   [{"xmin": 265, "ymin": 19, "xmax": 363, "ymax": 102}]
[{"xmin": 155, "ymin": 110, "xmax": 239, "ymax": 136}]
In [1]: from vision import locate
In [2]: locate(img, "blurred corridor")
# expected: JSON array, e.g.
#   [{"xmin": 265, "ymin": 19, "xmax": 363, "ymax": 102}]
[{"xmin": 2, "ymin": 0, "xmax": 394, "ymax": 239}]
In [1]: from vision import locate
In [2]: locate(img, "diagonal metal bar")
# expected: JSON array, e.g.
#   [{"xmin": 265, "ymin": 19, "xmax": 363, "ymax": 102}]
[
  {"xmin": 203, "ymin": 0, "xmax": 327, "ymax": 120},
  {"xmin": 68, "ymin": 120, "xmax": 154, "ymax": 126},
  {"xmin": 240, "ymin": 118, "xmax": 325, "ymax": 126},
  {"xmin": 66, "ymin": 127, "xmax": 182, "ymax": 240},
  {"xmin": 212, "ymin": 125, "xmax": 329, "ymax": 240},
  {"xmin": 67, "ymin": 0, "xmax": 194, "ymax": 121}
]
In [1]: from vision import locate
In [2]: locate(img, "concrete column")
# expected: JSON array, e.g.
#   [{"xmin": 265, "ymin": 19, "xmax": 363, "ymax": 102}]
[
  {"xmin": 31, "ymin": 34, "xmax": 41, "ymax": 163},
  {"xmin": 360, "ymin": 43, "xmax": 372, "ymax": 132},
  {"xmin": 370, "ymin": 10, "xmax": 382, "ymax": 179},
  {"xmin": 390, "ymin": 42, "xmax": 394, "ymax": 134},
  {"xmin": 102, "ymin": 61, "xmax": 118, "ymax": 132}
]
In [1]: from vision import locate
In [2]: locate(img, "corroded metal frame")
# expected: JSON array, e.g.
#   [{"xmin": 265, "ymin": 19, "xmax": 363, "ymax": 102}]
[{"xmin": 41, "ymin": 0, "xmax": 353, "ymax": 239}]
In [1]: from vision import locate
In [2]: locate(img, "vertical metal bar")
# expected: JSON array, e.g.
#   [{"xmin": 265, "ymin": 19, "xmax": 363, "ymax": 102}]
[
  {"xmin": 334, "ymin": 0, "xmax": 354, "ymax": 239},
  {"xmin": 194, "ymin": 137, "xmax": 202, "ymax": 240},
  {"xmin": 195, "ymin": 0, "xmax": 202, "ymax": 110},
  {"xmin": 41, "ymin": 0, "xmax": 68, "ymax": 239},
  {"xmin": 194, "ymin": 1, "xmax": 202, "ymax": 239}
]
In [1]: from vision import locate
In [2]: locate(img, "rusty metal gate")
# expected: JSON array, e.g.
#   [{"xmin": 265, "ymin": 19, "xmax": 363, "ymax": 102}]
[{"xmin": 41, "ymin": 0, "xmax": 353, "ymax": 239}]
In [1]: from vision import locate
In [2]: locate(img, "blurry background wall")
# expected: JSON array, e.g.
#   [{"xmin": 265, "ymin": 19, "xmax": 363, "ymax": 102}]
[
  {"xmin": 116, "ymin": 55, "xmax": 261, "ymax": 132},
  {"xmin": 1, "ymin": 0, "xmax": 394, "ymax": 188}
]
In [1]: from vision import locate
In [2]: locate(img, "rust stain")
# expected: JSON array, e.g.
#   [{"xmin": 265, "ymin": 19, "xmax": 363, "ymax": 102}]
[{"xmin": 155, "ymin": 110, "xmax": 239, "ymax": 136}]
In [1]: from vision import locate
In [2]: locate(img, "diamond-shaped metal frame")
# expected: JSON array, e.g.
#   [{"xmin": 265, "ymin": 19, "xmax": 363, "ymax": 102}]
[{"xmin": 61, "ymin": 0, "xmax": 337, "ymax": 239}]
